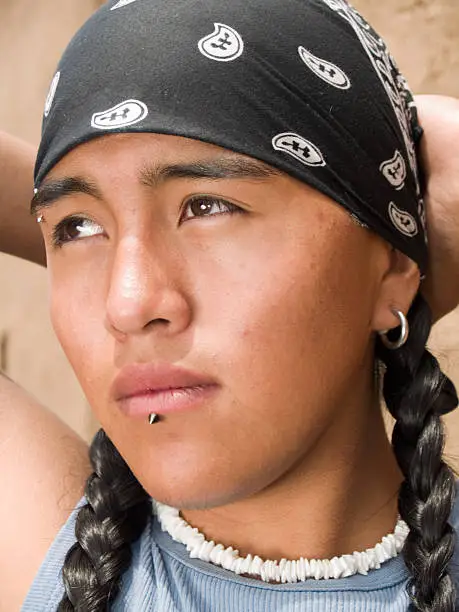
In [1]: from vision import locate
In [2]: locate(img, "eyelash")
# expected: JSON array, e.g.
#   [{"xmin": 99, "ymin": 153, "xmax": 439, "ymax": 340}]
[{"xmin": 49, "ymin": 196, "xmax": 243, "ymax": 248}]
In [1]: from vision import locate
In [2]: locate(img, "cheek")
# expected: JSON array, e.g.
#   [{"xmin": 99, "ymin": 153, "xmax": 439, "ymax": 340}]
[
  {"xmin": 49, "ymin": 265, "xmax": 109, "ymax": 397},
  {"xmin": 230, "ymin": 271, "xmax": 366, "ymax": 418},
  {"xmin": 193, "ymin": 222, "xmax": 375, "ymax": 397}
]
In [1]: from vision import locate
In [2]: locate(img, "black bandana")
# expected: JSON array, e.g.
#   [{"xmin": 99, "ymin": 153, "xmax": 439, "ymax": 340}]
[{"xmin": 35, "ymin": 0, "xmax": 427, "ymax": 272}]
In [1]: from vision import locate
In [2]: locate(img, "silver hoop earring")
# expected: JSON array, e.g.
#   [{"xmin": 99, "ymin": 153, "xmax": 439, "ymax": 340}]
[{"xmin": 378, "ymin": 309, "xmax": 409, "ymax": 350}]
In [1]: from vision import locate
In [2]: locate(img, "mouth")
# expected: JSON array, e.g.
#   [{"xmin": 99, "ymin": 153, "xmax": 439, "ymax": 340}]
[
  {"xmin": 117, "ymin": 385, "xmax": 219, "ymax": 418},
  {"xmin": 111, "ymin": 363, "xmax": 220, "ymax": 419}
]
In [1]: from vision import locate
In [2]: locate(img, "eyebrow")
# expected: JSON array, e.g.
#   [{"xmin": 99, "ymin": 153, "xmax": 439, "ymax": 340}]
[
  {"xmin": 31, "ymin": 157, "xmax": 279, "ymax": 214},
  {"xmin": 140, "ymin": 157, "xmax": 278, "ymax": 186},
  {"xmin": 31, "ymin": 177, "xmax": 102, "ymax": 215}
]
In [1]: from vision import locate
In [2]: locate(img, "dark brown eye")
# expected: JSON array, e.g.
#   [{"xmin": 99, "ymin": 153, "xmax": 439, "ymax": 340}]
[
  {"xmin": 52, "ymin": 217, "xmax": 104, "ymax": 247},
  {"xmin": 181, "ymin": 196, "xmax": 241, "ymax": 222}
]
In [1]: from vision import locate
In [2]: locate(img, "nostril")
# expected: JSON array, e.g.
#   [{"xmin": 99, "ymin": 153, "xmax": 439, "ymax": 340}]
[{"xmin": 147, "ymin": 317, "xmax": 170, "ymax": 328}]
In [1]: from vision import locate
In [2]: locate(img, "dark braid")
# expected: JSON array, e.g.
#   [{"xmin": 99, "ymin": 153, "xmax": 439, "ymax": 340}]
[
  {"xmin": 58, "ymin": 429, "xmax": 151, "ymax": 611},
  {"xmin": 377, "ymin": 293, "xmax": 458, "ymax": 611}
]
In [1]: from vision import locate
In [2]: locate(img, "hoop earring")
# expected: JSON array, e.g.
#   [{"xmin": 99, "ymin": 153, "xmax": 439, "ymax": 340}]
[{"xmin": 378, "ymin": 309, "xmax": 409, "ymax": 350}]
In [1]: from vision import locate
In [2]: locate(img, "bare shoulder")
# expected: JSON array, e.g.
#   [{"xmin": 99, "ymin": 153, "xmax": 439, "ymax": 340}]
[{"xmin": 0, "ymin": 373, "xmax": 91, "ymax": 612}]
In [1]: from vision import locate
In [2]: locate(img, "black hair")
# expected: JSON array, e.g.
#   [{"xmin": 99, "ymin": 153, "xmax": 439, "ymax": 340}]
[
  {"xmin": 58, "ymin": 293, "xmax": 458, "ymax": 611},
  {"xmin": 57, "ymin": 429, "xmax": 150, "ymax": 611},
  {"xmin": 377, "ymin": 293, "xmax": 458, "ymax": 611}
]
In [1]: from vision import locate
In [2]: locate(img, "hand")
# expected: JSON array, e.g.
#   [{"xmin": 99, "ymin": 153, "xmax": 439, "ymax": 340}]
[{"xmin": 416, "ymin": 95, "xmax": 459, "ymax": 322}]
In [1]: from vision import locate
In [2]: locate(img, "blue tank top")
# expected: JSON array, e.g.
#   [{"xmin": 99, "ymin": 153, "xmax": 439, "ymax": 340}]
[{"xmin": 22, "ymin": 492, "xmax": 459, "ymax": 611}]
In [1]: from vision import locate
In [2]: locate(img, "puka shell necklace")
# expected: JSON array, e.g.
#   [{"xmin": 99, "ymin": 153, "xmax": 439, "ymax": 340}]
[{"xmin": 153, "ymin": 500, "xmax": 409, "ymax": 583}]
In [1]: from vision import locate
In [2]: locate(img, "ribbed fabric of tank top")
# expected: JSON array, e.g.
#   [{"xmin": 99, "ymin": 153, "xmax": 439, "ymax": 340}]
[{"xmin": 22, "ymin": 487, "xmax": 459, "ymax": 611}]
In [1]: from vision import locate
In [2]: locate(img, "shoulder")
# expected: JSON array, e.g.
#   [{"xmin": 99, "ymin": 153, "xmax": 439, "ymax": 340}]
[
  {"xmin": 0, "ymin": 373, "xmax": 90, "ymax": 612},
  {"xmin": 21, "ymin": 496, "xmax": 85, "ymax": 612},
  {"xmin": 22, "ymin": 500, "xmax": 157, "ymax": 612}
]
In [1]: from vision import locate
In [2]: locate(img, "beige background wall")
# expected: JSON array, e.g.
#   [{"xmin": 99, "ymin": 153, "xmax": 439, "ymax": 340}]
[{"xmin": 1, "ymin": 0, "xmax": 459, "ymax": 462}]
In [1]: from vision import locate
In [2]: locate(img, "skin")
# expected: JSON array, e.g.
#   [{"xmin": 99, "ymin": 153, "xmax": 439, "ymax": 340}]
[
  {"xmin": 0, "ymin": 131, "xmax": 45, "ymax": 265},
  {"xmin": 417, "ymin": 95, "xmax": 459, "ymax": 320},
  {"xmin": 34, "ymin": 132, "xmax": 420, "ymax": 561},
  {"xmin": 0, "ymin": 375, "xmax": 89, "ymax": 612}
]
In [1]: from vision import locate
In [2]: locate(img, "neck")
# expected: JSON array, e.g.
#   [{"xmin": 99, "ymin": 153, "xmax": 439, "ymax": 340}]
[{"xmin": 182, "ymin": 399, "xmax": 402, "ymax": 562}]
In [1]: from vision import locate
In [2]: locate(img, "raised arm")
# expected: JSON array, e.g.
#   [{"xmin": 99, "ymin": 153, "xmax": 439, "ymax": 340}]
[
  {"xmin": 416, "ymin": 95, "xmax": 459, "ymax": 322},
  {"xmin": 0, "ymin": 373, "xmax": 90, "ymax": 611},
  {"xmin": 0, "ymin": 133, "xmax": 89, "ymax": 610},
  {"xmin": 0, "ymin": 131, "xmax": 45, "ymax": 265}
]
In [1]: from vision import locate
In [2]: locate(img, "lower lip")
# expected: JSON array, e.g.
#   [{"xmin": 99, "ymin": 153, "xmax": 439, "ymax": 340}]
[{"xmin": 117, "ymin": 385, "xmax": 219, "ymax": 418}]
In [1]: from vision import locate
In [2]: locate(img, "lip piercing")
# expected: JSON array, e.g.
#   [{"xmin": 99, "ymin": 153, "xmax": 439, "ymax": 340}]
[{"xmin": 149, "ymin": 413, "xmax": 159, "ymax": 425}]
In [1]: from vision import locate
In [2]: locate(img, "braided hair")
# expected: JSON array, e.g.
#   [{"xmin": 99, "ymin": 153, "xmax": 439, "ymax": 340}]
[
  {"xmin": 377, "ymin": 293, "xmax": 458, "ymax": 612},
  {"xmin": 57, "ymin": 430, "xmax": 150, "ymax": 611},
  {"xmin": 57, "ymin": 297, "xmax": 458, "ymax": 611}
]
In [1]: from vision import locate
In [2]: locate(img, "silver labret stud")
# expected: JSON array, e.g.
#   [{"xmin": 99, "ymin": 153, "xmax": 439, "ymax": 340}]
[{"xmin": 149, "ymin": 413, "xmax": 159, "ymax": 425}]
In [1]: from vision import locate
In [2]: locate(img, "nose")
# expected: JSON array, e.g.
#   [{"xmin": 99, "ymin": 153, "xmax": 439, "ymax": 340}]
[{"xmin": 105, "ymin": 235, "xmax": 192, "ymax": 338}]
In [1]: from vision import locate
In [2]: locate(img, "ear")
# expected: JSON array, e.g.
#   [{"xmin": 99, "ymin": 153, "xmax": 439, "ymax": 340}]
[{"xmin": 371, "ymin": 248, "xmax": 421, "ymax": 332}]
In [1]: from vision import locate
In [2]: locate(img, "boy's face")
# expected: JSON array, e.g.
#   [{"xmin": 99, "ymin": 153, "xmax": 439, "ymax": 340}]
[{"xmin": 36, "ymin": 132, "xmax": 408, "ymax": 510}]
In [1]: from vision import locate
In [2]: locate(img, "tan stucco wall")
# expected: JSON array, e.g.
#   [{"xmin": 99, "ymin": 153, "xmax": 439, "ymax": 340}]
[{"xmin": 1, "ymin": 1, "xmax": 459, "ymax": 461}]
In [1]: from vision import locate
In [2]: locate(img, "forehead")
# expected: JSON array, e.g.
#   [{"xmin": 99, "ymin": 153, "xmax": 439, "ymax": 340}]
[
  {"xmin": 46, "ymin": 133, "xmax": 275, "ymax": 177},
  {"xmin": 32, "ymin": 132, "xmax": 291, "ymax": 215}
]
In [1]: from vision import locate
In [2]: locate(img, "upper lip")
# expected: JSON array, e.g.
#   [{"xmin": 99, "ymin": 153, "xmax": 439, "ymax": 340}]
[{"xmin": 111, "ymin": 363, "xmax": 218, "ymax": 401}]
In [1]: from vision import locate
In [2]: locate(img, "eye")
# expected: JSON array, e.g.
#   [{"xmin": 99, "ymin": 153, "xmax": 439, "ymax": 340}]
[
  {"xmin": 51, "ymin": 216, "xmax": 105, "ymax": 248},
  {"xmin": 180, "ymin": 195, "xmax": 242, "ymax": 223}
]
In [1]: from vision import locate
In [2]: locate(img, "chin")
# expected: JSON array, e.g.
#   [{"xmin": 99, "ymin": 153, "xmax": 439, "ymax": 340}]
[
  {"xmin": 139, "ymin": 464, "xmax": 269, "ymax": 512},
  {"xmin": 151, "ymin": 474, "xmax": 282, "ymax": 510},
  {"xmin": 113, "ymin": 429, "xmax": 287, "ymax": 511},
  {"xmin": 141, "ymin": 476, "xmax": 242, "ymax": 511}
]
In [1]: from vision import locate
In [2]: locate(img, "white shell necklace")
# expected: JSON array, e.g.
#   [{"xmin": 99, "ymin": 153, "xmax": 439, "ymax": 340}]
[{"xmin": 152, "ymin": 500, "xmax": 409, "ymax": 583}]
